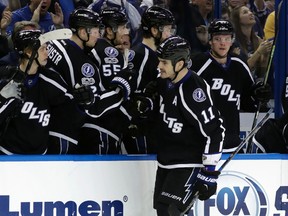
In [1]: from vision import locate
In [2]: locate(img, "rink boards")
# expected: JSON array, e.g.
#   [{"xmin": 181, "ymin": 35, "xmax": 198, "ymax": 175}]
[
  {"xmin": 0, "ymin": 154, "xmax": 287, "ymax": 216},
  {"xmin": 0, "ymin": 112, "xmax": 286, "ymax": 216}
]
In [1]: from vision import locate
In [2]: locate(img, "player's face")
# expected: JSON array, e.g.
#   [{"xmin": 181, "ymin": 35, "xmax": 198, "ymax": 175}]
[
  {"xmin": 37, "ymin": 44, "xmax": 48, "ymax": 66},
  {"xmin": 210, "ymin": 35, "xmax": 233, "ymax": 57},
  {"xmin": 158, "ymin": 58, "xmax": 175, "ymax": 79},
  {"xmin": 86, "ymin": 27, "xmax": 101, "ymax": 47},
  {"xmin": 239, "ymin": 6, "xmax": 256, "ymax": 26},
  {"xmin": 114, "ymin": 23, "xmax": 130, "ymax": 46},
  {"xmin": 159, "ymin": 25, "xmax": 176, "ymax": 42}
]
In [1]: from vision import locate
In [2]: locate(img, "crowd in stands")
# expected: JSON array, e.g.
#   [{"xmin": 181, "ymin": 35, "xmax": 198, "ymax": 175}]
[{"xmin": 0, "ymin": 0, "xmax": 285, "ymax": 154}]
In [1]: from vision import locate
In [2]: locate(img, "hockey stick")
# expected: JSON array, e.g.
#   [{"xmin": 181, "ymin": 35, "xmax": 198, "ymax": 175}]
[
  {"xmin": 246, "ymin": 3, "xmax": 281, "ymax": 153},
  {"xmin": 0, "ymin": 28, "xmax": 73, "ymax": 91},
  {"xmin": 0, "ymin": 29, "xmax": 73, "ymax": 138},
  {"xmin": 246, "ymin": 38, "xmax": 276, "ymax": 153},
  {"xmin": 23, "ymin": 28, "xmax": 72, "ymax": 75},
  {"xmin": 219, "ymin": 107, "xmax": 273, "ymax": 170},
  {"xmin": 38, "ymin": 28, "xmax": 72, "ymax": 46},
  {"xmin": 184, "ymin": 108, "xmax": 273, "ymax": 214}
]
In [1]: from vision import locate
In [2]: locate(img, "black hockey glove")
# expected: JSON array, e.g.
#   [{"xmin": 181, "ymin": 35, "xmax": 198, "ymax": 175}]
[
  {"xmin": 110, "ymin": 67, "xmax": 137, "ymax": 101},
  {"xmin": 72, "ymin": 84, "xmax": 95, "ymax": 107},
  {"xmin": 127, "ymin": 124, "xmax": 143, "ymax": 139},
  {"xmin": 143, "ymin": 80, "xmax": 158, "ymax": 99},
  {"xmin": 194, "ymin": 168, "xmax": 220, "ymax": 201},
  {"xmin": 0, "ymin": 98, "xmax": 23, "ymax": 124},
  {"xmin": 252, "ymin": 82, "xmax": 272, "ymax": 103},
  {"xmin": 132, "ymin": 95, "xmax": 153, "ymax": 116}
]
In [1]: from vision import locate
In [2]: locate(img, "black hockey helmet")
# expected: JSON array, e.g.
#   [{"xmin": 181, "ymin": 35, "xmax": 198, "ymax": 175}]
[
  {"xmin": 69, "ymin": 8, "xmax": 102, "ymax": 32},
  {"xmin": 141, "ymin": 6, "xmax": 175, "ymax": 31},
  {"xmin": 13, "ymin": 29, "xmax": 42, "ymax": 55},
  {"xmin": 100, "ymin": 7, "xmax": 128, "ymax": 30},
  {"xmin": 157, "ymin": 36, "xmax": 191, "ymax": 67},
  {"xmin": 208, "ymin": 19, "xmax": 234, "ymax": 40}
]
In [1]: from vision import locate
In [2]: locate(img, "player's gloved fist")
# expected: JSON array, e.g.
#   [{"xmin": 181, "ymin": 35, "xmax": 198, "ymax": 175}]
[
  {"xmin": 127, "ymin": 124, "xmax": 142, "ymax": 139},
  {"xmin": 110, "ymin": 67, "xmax": 137, "ymax": 101},
  {"xmin": 134, "ymin": 95, "xmax": 153, "ymax": 115},
  {"xmin": 0, "ymin": 80, "xmax": 22, "ymax": 101},
  {"xmin": 72, "ymin": 84, "xmax": 95, "ymax": 107},
  {"xmin": 0, "ymin": 98, "xmax": 24, "ymax": 120},
  {"xmin": 144, "ymin": 80, "xmax": 158, "ymax": 99},
  {"xmin": 252, "ymin": 81, "xmax": 272, "ymax": 103},
  {"xmin": 194, "ymin": 168, "xmax": 220, "ymax": 200}
]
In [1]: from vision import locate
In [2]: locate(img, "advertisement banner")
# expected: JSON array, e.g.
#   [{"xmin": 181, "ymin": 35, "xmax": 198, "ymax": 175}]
[
  {"xmin": 190, "ymin": 154, "xmax": 288, "ymax": 216},
  {"xmin": 0, "ymin": 154, "xmax": 287, "ymax": 216}
]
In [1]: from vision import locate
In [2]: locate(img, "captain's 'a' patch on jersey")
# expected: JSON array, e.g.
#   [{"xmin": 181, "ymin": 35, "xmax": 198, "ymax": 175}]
[{"xmin": 193, "ymin": 88, "xmax": 206, "ymax": 102}]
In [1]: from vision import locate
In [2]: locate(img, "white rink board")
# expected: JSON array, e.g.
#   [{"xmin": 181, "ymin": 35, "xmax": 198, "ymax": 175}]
[
  {"xmin": 191, "ymin": 154, "xmax": 288, "ymax": 216},
  {"xmin": 0, "ymin": 154, "xmax": 287, "ymax": 216},
  {"xmin": 240, "ymin": 112, "xmax": 275, "ymax": 137}
]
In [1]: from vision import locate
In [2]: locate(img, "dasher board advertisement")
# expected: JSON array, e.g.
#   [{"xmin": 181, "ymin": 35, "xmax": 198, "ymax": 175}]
[{"xmin": 0, "ymin": 154, "xmax": 287, "ymax": 216}]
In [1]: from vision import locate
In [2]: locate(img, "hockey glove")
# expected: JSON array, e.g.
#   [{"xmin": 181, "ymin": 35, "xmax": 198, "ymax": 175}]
[
  {"xmin": 143, "ymin": 80, "xmax": 158, "ymax": 99},
  {"xmin": 127, "ymin": 124, "xmax": 143, "ymax": 139},
  {"xmin": 110, "ymin": 68, "xmax": 136, "ymax": 101},
  {"xmin": 252, "ymin": 82, "xmax": 272, "ymax": 103},
  {"xmin": 0, "ymin": 98, "xmax": 23, "ymax": 124},
  {"xmin": 0, "ymin": 80, "xmax": 22, "ymax": 101},
  {"xmin": 72, "ymin": 84, "xmax": 95, "ymax": 107},
  {"xmin": 131, "ymin": 95, "xmax": 153, "ymax": 116},
  {"xmin": 194, "ymin": 168, "xmax": 220, "ymax": 201}
]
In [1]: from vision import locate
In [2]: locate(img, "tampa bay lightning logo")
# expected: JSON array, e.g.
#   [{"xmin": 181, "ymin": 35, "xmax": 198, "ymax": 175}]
[
  {"xmin": 192, "ymin": 88, "xmax": 206, "ymax": 102},
  {"xmin": 104, "ymin": 47, "xmax": 119, "ymax": 57},
  {"xmin": 81, "ymin": 63, "xmax": 95, "ymax": 78},
  {"xmin": 128, "ymin": 50, "xmax": 135, "ymax": 61},
  {"xmin": 190, "ymin": 171, "xmax": 269, "ymax": 216}
]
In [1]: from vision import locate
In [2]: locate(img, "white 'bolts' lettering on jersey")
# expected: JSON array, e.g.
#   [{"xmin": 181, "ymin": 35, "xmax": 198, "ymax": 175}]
[
  {"xmin": 159, "ymin": 101, "xmax": 183, "ymax": 133},
  {"xmin": 211, "ymin": 78, "xmax": 240, "ymax": 109},
  {"xmin": 21, "ymin": 102, "xmax": 50, "ymax": 126}
]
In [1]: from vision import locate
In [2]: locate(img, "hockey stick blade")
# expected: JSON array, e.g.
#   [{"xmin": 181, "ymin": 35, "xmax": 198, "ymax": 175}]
[{"xmin": 38, "ymin": 28, "xmax": 72, "ymax": 45}]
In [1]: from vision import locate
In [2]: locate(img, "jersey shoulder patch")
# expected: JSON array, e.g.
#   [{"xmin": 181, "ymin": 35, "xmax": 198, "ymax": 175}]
[{"xmin": 192, "ymin": 88, "xmax": 206, "ymax": 102}]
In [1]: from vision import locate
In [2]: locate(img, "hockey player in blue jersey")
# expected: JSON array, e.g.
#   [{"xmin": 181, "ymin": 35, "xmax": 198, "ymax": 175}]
[
  {"xmin": 0, "ymin": 29, "xmax": 85, "ymax": 154},
  {"xmin": 46, "ymin": 8, "xmax": 136, "ymax": 154},
  {"xmin": 191, "ymin": 19, "xmax": 271, "ymax": 153},
  {"xmin": 145, "ymin": 35, "xmax": 225, "ymax": 215},
  {"xmin": 123, "ymin": 5, "xmax": 176, "ymax": 154}
]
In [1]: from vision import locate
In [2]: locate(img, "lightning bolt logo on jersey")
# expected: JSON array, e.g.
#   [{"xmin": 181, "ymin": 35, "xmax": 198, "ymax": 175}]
[
  {"xmin": 81, "ymin": 63, "xmax": 96, "ymax": 86},
  {"xmin": 46, "ymin": 39, "xmax": 100, "ymax": 88}
]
